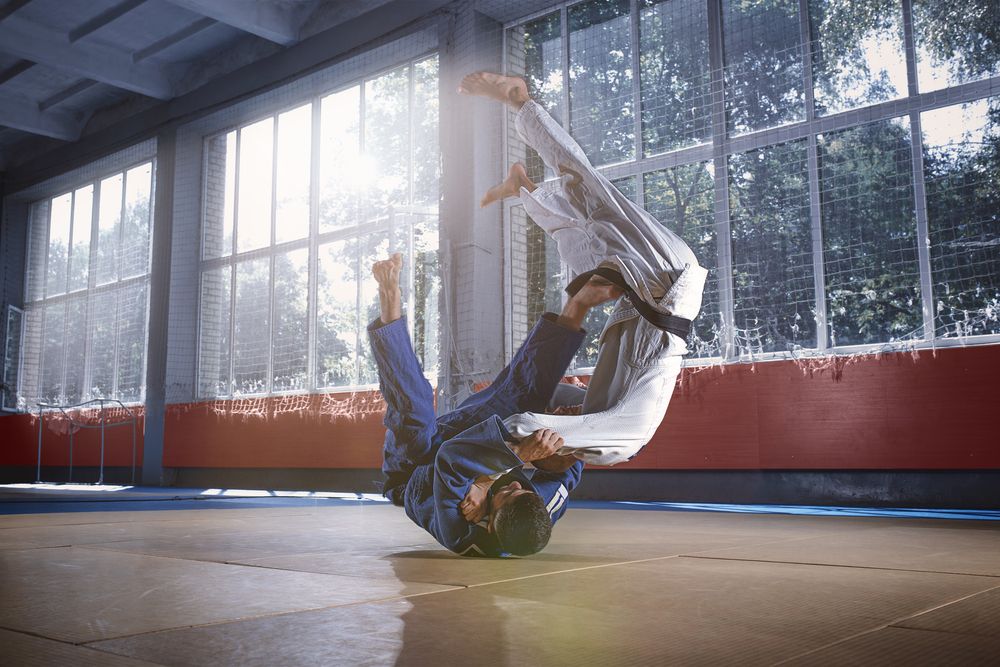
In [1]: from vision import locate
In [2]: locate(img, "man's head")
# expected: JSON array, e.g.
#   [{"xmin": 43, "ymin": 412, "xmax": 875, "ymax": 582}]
[{"xmin": 488, "ymin": 481, "xmax": 552, "ymax": 556}]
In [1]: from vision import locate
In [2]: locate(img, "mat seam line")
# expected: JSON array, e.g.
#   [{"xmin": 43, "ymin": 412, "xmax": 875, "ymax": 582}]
[
  {"xmin": 680, "ymin": 554, "xmax": 1000, "ymax": 579},
  {"xmin": 770, "ymin": 582, "xmax": 1000, "ymax": 666}
]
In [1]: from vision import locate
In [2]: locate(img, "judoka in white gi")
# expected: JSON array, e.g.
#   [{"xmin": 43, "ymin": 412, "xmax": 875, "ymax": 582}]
[{"xmin": 459, "ymin": 71, "xmax": 708, "ymax": 467}]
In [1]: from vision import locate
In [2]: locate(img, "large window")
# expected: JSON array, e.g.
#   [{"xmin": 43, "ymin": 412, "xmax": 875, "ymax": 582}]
[
  {"xmin": 20, "ymin": 163, "xmax": 154, "ymax": 406},
  {"xmin": 506, "ymin": 0, "xmax": 1000, "ymax": 363},
  {"xmin": 198, "ymin": 55, "xmax": 440, "ymax": 398}
]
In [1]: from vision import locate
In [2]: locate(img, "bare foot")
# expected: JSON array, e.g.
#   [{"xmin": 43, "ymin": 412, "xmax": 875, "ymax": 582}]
[
  {"xmin": 372, "ymin": 253, "xmax": 403, "ymax": 323},
  {"xmin": 458, "ymin": 71, "xmax": 530, "ymax": 108},
  {"xmin": 480, "ymin": 162, "xmax": 535, "ymax": 207}
]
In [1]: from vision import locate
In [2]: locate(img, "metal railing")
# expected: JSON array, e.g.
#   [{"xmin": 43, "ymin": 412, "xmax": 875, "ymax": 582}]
[{"xmin": 36, "ymin": 399, "xmax": 139, "ymax": 485}]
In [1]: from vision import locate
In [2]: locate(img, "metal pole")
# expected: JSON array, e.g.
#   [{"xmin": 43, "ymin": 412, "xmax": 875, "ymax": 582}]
[
  {"xmin": 68, "ymin": 427, "xmax": 74, "ymax": 482},
  {"xmin": 131, "ymin": 409, "xmax": 136, "ymax": 484},
  {"xmin": 36, "ymin": 406, "xmax": 43, "ymax": 483},
  {"xmin": 98, "ymin": 399, "xmax": 105, "ymax": 485}
]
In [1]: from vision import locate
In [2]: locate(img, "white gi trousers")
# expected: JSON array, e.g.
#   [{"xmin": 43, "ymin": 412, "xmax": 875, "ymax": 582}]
[{"xmin": 503, "ymin": 100, "xmax": 708, "ymax": 465}]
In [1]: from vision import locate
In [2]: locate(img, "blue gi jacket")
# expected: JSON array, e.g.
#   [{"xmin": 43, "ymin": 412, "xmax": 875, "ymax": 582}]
[{"xmin": 369, "ymin": 315, "xmax": 585, "ymax": 557}]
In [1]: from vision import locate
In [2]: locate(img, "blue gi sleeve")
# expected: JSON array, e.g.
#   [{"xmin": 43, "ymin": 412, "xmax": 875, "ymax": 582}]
[{"xmin": 430, "ymin": 416, "xmax": 524, "ymax": 554}]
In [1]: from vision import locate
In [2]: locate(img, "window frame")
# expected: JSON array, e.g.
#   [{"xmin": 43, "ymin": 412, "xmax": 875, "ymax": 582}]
[
  {"xmin": 195, "ymin": 51, "xmax": 440, "ymax": 399},
  {"xmin": 20, "ymin": 158, "xmax": 156, "ymax": 407},
  {"xmin": 502, "ymin": 0, "xmax": 1000, "ymax": 368}
]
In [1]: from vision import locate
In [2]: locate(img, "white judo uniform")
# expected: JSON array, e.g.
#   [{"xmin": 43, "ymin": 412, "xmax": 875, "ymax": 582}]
[{"xmin": 502, "ymin": 100, "xmax": 708, "ymax": 465}]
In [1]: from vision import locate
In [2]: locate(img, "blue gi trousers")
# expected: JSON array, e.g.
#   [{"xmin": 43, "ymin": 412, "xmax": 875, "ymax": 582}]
[{"xmin": 368, "ymin": 314, "xmax": 585, "ymax": 506}]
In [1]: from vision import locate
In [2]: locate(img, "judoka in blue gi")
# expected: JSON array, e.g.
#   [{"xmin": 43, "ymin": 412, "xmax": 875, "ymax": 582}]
[{"xmin": 369, "ymin": 253, "xmax": 622, "ymax": 557}]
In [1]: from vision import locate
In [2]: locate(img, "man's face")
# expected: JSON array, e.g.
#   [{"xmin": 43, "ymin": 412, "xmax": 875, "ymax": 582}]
[{"xmin": 487, "ymin": 481, "xmax": 534, "ymax": 533}]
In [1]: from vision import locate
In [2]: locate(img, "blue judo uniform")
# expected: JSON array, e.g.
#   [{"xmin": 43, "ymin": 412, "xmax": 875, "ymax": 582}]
[{"xmin": 368, "ymin": 313, "xmax": 587, "ymax": 557}]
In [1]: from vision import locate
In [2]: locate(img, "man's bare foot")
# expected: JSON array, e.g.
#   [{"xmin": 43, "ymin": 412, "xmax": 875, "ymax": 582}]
[
  {"xmin": 372, "ymin": 253, "xmax": 403, "ymax": 324},
  {"xmin": 481, "ymin": 162, "xmax": 536, "ymax": 207},
  {"xmin": 458, "ymin": 71, "xmax": 530, "ymax": 109}
]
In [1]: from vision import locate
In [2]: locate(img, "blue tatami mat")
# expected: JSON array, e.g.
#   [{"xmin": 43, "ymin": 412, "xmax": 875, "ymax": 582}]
[{"xmin": 1, "ymin": 484, "xmax": 998, "ymax": 520}]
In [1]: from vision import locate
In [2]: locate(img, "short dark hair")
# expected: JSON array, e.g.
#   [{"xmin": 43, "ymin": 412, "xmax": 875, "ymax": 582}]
[{"xmin": 493, "ymin": 493, "xmax": 552, "ymax": 556}]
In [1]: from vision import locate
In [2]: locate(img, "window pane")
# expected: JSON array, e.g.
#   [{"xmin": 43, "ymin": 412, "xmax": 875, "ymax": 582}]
[
  {"xmin": 47, "ymin": 193, "xmax": 72, "ymax": 297},
  {"xmin": 568, "ymin": 0, "xmax": 634, "ymax": 166},
  {"xmin": 358, "ymin": 233, "xmax": 390, "ymax": 385},
  {"xmin": 117, "ymin": 283, "xmax": 147, "ymax": 402},
  {"xmin": 237, "ymin": 118, "xmax": 274, "ymax": 252},
  {"xmin": 507, "ymin": 11, "xmax": 563, "ymax": 181},
  {"xmin": 412, "ymin": 55, "xmax": 440, "ymax": 208},
  {"xmin": 366, "ymin": 67, "xmax": 410, "ymax": 221},
  {"xmin": 412, "ymin": 213, "xmax": 440, "ymax": 378},
  {"xmin": 639, "ymin": 0, "xmax": 712, "ymax": 154},
  {"xmin": 819, "ymin": 119, "xmax": 921, "ymax": 346},
  {"xmin": 203, "ymin": 132, "xmax": 236, "ymax": 259},
  {"xmin": 643, "ymin": 163, "xmax": 720, "ymax": 357},
  {"xmin": 922, "ymin": 99, "xmax": 1000, "ymax": 337},
  {"xmin": 88, "ymin": 290, "xmax": 117, "ymax": 399},
  {"xmin": 275, "ymin": 104, "xmax": 312, "ymax": 244},
  {"xmin": 729, "ymin": 140, "xmax": 816, "ymax": 352},
  {"xmin": 233, "ymin": 257, "xmax": 271, "ymax": 394},
  {"xmin": 809, "ymin": 0, "xmax": 907, "ymax": 116},
  {"xmin": 40, "ymin": 302, "xmax": 66, "ymax": 403},
  {"xmin": 198, "ymin": 266, "xmax": 231, "ymax": 397},
  {"xmin": 2, "ymin": 307, "xmax": 24, "ymax": 410},
  {"xmin": 913, "ymin": 0, "xmax": 1000, "ymax": 93},
  {"xmin": 272, "ymin": 248, "xmax": 309, "ymax": 390},
  {"xmin": 69, "ymin": 185, "xmax": 93, "ymax": 292},
  {"xmin": 122, "ymin": 163, "xmax": 152, "ymax": 278},
  {"xmin": 723, "ymin": 0, "xmax": 804, "ymax": 134},
  {"xmin": 63, "ymin": 295, "xmax": 86, "ymax": 404},
  {"xmin": 26, "ymin": 201, "xmax": 51, "ymax": 303},
  {"xmin": 319, "ymin": 86, "xmax": 362, "ymax": 231},
  {"xmin": 510, "ymin": 204, "xmax": 563, "ymax": 353},
  {"xmin": 96, "ymin": 174, "xmax": 122, "ymax": 285},
  {"xmin": 317, "ymin": 239, "xmax": 358, "ymax": 388}
]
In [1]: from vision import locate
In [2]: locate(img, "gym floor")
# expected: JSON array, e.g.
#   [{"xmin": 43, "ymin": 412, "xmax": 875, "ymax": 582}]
[{"xmin": 2, "ymin": 486, "xmax": 999, "ymax": 666}]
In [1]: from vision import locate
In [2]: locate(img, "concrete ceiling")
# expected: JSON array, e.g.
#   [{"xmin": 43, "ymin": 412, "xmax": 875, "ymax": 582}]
[{"xmin": 0, "ymin": 0, "xmax": 396, "ymax": 171}]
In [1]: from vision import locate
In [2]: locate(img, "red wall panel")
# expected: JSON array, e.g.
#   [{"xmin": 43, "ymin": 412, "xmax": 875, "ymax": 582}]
[{"xmin": 2, "ymin": 345, "xmax": 998, "ymax": 472}]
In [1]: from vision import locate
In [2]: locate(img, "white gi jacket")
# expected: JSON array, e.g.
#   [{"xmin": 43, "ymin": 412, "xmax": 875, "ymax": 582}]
[{"xmin": 502, "ymin": 101, "xmax": 708, "ymax": 465}]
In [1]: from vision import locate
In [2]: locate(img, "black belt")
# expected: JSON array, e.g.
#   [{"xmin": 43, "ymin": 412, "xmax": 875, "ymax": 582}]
[{"xmin": 565, "ymin": 267, "xmax": 693, "ymax": 339}]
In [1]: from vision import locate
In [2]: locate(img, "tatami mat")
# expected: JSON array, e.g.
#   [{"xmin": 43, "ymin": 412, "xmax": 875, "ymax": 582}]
[
  {"xmin": 1, "ymin": 489, "xmax": 998, "ymax": 665},
  {"xmin": 687, "ymin": 521, "xmax": 1000, "ymax": 576},
  {"xmin": 894, "ymin": 586, "xmax": 1000, "ymax": 637},
  {"xmin": 779, "ymin": 626, "xmax": 1000, "ymax": 666}
]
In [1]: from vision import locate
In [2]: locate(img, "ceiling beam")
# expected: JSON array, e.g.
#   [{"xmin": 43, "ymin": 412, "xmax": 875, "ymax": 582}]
[
  {"xmin": 0, "ymin": 15, "xmax": 173, "ymax": 99},
  {"xmin": 0, "ymin": 94, "xmax": 82, "ymax": 140},
  {"xmin": 68, "ymin": 0, "xmax": 147, "ymax": 43},
  {"xmin": 162, "ymin": 0, "xmax": 299, "ymax": 46},
  {"xmin": 134, "ymin": 17, "xmax": 215, "ymax": 63},
  {"xmin": 39, "ymin": 80, "xmax": 98, "ymax": 112},
  {"xmin": 0, "ymin": 59, "xmax": 33, "ymax": 85},
  {"xmin": 0, "ymin": 0, "xmax": 32, "ymax": 23}
]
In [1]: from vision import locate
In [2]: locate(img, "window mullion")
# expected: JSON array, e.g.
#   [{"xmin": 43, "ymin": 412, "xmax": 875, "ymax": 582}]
[
  {"xmin": 59, "ymin": 191, "xmax": 76, "ymax": 399},
  {"xmin": 228, "ymin": 131, "xmax": 241, "ymax": 397},
  {"xmin": 630, "ymin": 0, "xmax": 642, "ymax": 165},
  {"xmin": 798, "ymin": 0, "xmax": 815, "ymax": 122},
  {"xmin": 902, "ymin": 0, "xmax": 935, "ymax": 341},
  {"xmin": 707, "ymin": 0, "xmax": 735, "ymax": 359},
  {"xmin": 267, "ymin": 115, "xmax": 279, "ymax": 395},
  {"xmin": 561, "ymin": 7, "xmax": 570, "ymax": 129},
  {"xmin": 81, "ymin": 178, "xmax": 101, "ymax": 401},
  {"xmin": 307, "ymin": 99, "xmax": 321, "ymax": 392},
  {"xmin": 806, "ymin": 134, "xmax": 828, "ymax": 352}
]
